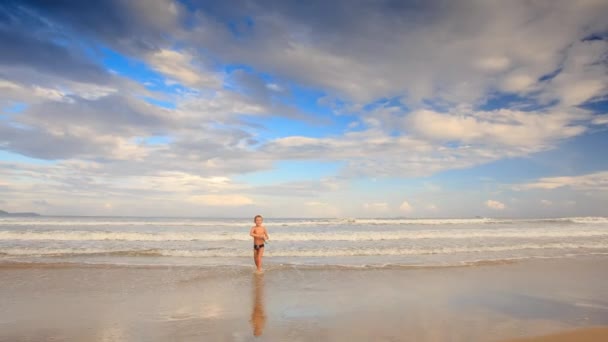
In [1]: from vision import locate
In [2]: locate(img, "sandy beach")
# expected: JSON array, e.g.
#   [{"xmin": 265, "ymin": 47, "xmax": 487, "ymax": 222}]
[
  {"xmin": 505, "ymin": 326, "xmax": 608, "ymax": 342},
  {"xmin": 1, "ymin": 255, "xmax": 607, "ymax": 341}
]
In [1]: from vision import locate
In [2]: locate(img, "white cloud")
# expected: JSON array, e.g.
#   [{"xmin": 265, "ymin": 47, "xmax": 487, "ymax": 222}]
[
  {"xmin": 0, "ymin": 79, "xmax": 22, "ymax": 91},
  {"xmin": 260, "ymin": 124, "xmax": 574, "ymax": 178},
  {"xmin": 147, "ymin": 49, "xmax": 220, "ymax": 88},
  {"xmin": 113, "ymin": 172, "xmax": 242, "ymax": 194},
  {"xmin": 188, "ymin": 194, "xmax": 253, "ymax": 206},
  {"xmin": 474, "ymin": 56, "xmax": 511, "ymax": 72},
  {"xmin": 556, "ymin": 79, "xmax": 605, "ymax": 107},
  {"xmin": 363, "ymin": 202, "xmax": 389, "ymax": 211},
  {"xmin": 500, "ymin": 73, "xmax": 536, "ymax": 92},
  {"xmin": 305, "ymin": 201, "xmax": 329, "ymax": 207},
  {"xmin": 518, "ymin": 171, "xmax": 608, "ymax": 191},
  {"xmin": 592, "ymin": 115, "xmax": 608, "ymax": 125},
  {"xmin": 191, "ymin": 0, "xmax": 608, "ymax": 106},
  {"xmin": 399, "ymin": 201, "xmax": 413, "ymax": 213},
  {"xmin": 266, "ymin": 83, "xmax": 282, "ymax": 91},
  {"xmin": 32, "ymin": 86, "xmax": 70, "ymax": 102},
  {"xmin": 67, "ymin": 82, "xmax": 118, "ymax": 100},
  {"xmin": 485, "ymin": 200, "xmax": 506, "ymax": 210},
  {"xmin": 405, "ymin": 108, "xmax": 587, "ymax": 149},
  {"xmin": 542, "ymin": 40, "xmax": 608, "ymax": 107}
]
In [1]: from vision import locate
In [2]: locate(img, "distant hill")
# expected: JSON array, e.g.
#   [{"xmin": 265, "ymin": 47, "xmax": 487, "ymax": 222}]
[{"xmin": 0, "ymin": 209, "xmax": 41, "ymax": 217}]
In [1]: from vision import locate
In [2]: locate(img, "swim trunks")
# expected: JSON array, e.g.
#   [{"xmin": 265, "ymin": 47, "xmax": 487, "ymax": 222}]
[{"xmin": 254, "ymin": 243, "xmax": 265, "ymax": 251}]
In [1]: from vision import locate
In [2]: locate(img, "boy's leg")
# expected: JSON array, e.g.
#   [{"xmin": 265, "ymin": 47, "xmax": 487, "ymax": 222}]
[
  {"xmin": 257, "ymin": 247, "xmax": 264, "ymax": 270},
  {"xmin": 253, "ymin": 249, "xmax": 259, "ymax": 268}
]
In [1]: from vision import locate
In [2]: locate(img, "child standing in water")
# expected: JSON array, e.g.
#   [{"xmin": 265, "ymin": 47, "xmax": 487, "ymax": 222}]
[{"xmin": 250, "ymin": 215, "xmax": 269, "ymax": 272}]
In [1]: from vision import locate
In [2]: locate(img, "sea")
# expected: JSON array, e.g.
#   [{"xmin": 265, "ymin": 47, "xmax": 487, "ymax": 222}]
[{"xmin": 1, "ymin": 216, "xmax": 607, "ymax": 268}]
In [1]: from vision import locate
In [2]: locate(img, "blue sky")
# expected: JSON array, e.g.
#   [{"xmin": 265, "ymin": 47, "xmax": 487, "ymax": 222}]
[{"xmin": 0, "ymin": 0, "xmax": 607, "ymax": 217}]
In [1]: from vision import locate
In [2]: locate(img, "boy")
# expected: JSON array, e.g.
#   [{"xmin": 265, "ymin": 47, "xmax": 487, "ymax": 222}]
[{"xmin": 250, "ymin": 215, "xmax": 269, "ymax": 272}]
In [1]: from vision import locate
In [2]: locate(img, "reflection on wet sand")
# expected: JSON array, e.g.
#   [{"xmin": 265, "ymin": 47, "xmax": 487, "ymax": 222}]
[{"xmin": 250, "ymin": 273, "xmax": 267, "ymax": 337}]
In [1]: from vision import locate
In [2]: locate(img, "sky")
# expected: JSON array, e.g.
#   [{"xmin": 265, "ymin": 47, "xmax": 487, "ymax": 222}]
[{"xmin": 0, "ymin": 0, "xmax": 607, "ymax": 218}]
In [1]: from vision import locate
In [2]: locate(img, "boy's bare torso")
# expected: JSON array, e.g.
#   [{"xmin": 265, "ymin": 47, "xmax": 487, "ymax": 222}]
[{"xmin": 252, "ymin": 226, "xmax": 267, "ymax": 245}]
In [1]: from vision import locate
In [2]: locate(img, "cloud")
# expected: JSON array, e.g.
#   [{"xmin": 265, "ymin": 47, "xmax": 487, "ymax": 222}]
[
  {"xmin": 0, "ymin": 26, "xmax": 112, "ymax": 85},
  {"xmin": 0, "ymin": 160, "xmax": 258, "ymax": 214},
  {"xmin": 252, "ymin": 179, "xmax": 341, "ymax": 197},
  {"xmin": 540, "ymin": 40, "xmax": 608, "ymax": 107},
  {"xmin": 592, "ymin": 115, "xmax": 608, "ymax": 125},
  {"xmin": 500, "ymin": 73, "xmax": 536, "ymax": 93},
  {"xmin": 0, "ymin": 94, "xmax": 173, "ymax": 160},
  {"xmin": 256, "ymin": 116, "xmax": 590, "ymax": 178},
  {"xmin": 189, "ymin": 194, "xmax": 254, "ymax": 206},
  {"xmin": 399, "ymin": 201, "xmax": 413, "ymax": 213},
  {"xmin": 1, "ymin": 0, "xmax": 608, "ymax": 217},
  {"xmin": 485, "ymin": 200, "xmax": 506, "ymax": 210},
  {"xmin": 474, "ymin": 56, "xmax": 511, "ymax": 72},
  {"xmin": 188, "ymin": 0, "xmax": 608, "ymax": 106},
  {"xmin": 405, "ymin": 108, "xmax": 587, "ymax": 149},
  {"xmin": 266, "ymin": 130, "xmax": 480, "ymax": 178},
  {"xmin": 518, "ymin": 171, "xmax": 608, "ymax": 191},
  {"xmin": 147, "ymin": 49, "xmax": 220, "ymax": 88},
  {"xmin": 305, "ymin": 201, "xmax": 328, "ymax": 206},
  {"xmin": 2, "ymin": 0, "xmax": 605, "ymax": 180},
  {"xmin": 363, "ymin": 202, "xmax": 389, "ymax": 211},
  {"xmin": 3, "ymin": 0, "xmax": 184, "ymax": 55},
  {"xmin": 540, "ymin": 199, "xmax": 553, "ymax": 206}
]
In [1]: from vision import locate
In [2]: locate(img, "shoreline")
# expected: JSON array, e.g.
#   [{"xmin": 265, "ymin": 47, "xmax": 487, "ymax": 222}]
[
  {"xmin": 0, "ymin": 252, "xmax": 603, "ymax": 270},
  {"xmin": 1, "ymin": 254, "xmax": 607, "ymax": 341}
]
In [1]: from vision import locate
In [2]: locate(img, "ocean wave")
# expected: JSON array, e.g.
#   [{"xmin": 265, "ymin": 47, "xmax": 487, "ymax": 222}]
[
  {"xmin": 564, "ymin": 217, "xmax": 608, "ymax": 224},
  {"xmin": 1, "ymin": 216, "xmax": 606, "ymax": 227},
  {"xmin": 1, "ymin": 228, "xmax": 608, "ymax": 242},
  {"xmin": 4, "ymin": 253, "xmax": 608, "ymax": 270},
  {"xmin": 0, "ymin": 220, "xmax": 252, "ymax": 227},
  {"xmin": 2, "ymin": 242, "xmax": 607, "ymax": 258}
]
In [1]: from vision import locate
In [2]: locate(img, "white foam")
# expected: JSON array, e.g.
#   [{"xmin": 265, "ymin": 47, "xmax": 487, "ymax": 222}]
[
  {"xmin": 2, "ymin": 242, "xmax": 607, "ymax": 258},
  {"xmin": 1, "ymin": 228, "xmax": 607, "ymax": 242},
  {"xmin": 566, "ymin": 217, "xmax": 608, "ymax": 224},
  {"xmin": 0, "ymin": 219, "xmax": 249, "ymax": 227},
  {"xmin": 1, "ymin": 216, "xmax": 606, "ymax": 227}
]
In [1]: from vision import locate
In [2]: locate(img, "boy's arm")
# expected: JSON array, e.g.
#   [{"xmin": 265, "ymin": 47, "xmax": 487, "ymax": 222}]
[{"xmin": 250, "ymin": 227, "xmax": 265, "ymax": 238}]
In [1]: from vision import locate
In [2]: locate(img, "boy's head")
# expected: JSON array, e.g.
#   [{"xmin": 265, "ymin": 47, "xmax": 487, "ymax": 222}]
[{"xmin": 254, "ymin": 215, "xmax": 263, "ymax": 226}]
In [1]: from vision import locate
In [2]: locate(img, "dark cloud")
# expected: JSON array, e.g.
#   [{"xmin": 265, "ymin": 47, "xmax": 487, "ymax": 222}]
[
  {"xmin": 226, "ymin": 70, "xmax": 326, "ymax": 124},
  {"xmin": 0, "ymin": 122, "xmax": 108, "ymax": 159},
  {"xmin": 1, "ymin": 0, "xmax": 181, "ymax": 54},
  {"xmin": 229, "ymin": 70, "xmax": 275, "ymax": 103},
  {"xmin": 17, "ymin": 95, "xmax": 173, "ymax": 135},
  {"xmin": 187, "ymin": 0, "xmax": 608, "ymax": 104},
  {"xmin": 0, "ymin": 19, "xmax": 111, "ymax": 84},
  {"xmin": 0, "ymin": 94, "xmax": 174, "ymax": 160}
]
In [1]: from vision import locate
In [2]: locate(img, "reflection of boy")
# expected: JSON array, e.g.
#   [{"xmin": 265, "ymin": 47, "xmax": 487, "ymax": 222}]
[{"xmin": 250, "ymin": 274, "xmax": 266, "ymax": 336}]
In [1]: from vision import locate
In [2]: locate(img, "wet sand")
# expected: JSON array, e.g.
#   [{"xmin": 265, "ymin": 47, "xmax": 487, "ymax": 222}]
[
  {"xmin": 1, "ymin": 256, "xmax": 607, "ymax": 341},
  {"xmin": 504, "ymin": 326, "xmax": 608, "ymax": 342}
]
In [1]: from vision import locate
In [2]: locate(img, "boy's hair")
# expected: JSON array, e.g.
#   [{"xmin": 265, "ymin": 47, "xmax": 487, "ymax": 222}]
[{"xmin": 254, "ymin": 214, "xmax": 263, "ymax": 222}]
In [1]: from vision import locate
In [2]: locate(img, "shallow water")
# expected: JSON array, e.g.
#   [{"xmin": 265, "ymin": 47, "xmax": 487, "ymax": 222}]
[{"xmin": 1, "ymin": 216, "xmax": 607, "ymax": 267}]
